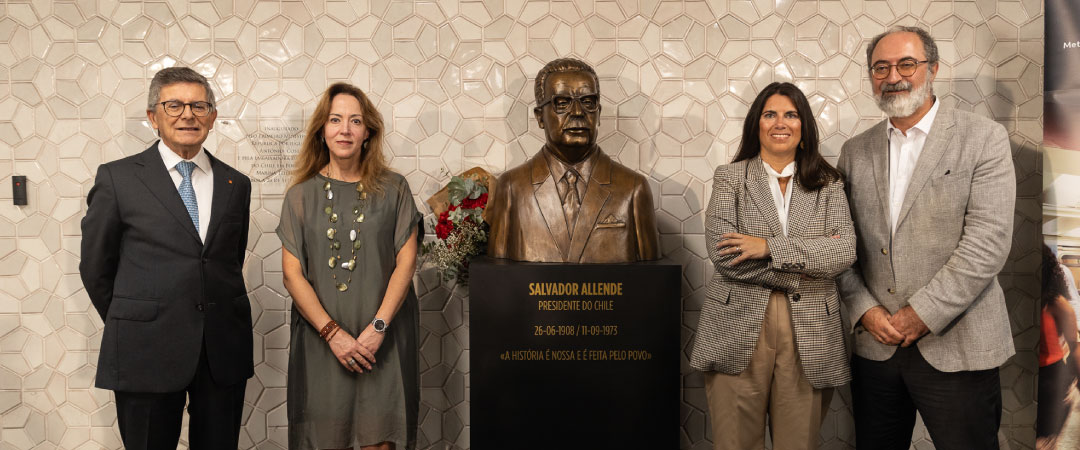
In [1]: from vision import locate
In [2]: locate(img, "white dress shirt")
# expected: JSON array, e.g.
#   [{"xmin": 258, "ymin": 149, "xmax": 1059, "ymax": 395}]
[
  {"xmin": 763, "ymin": 160, "xmax": 796, "ymax": 237},
  {"xmin": 159, "ymin": 142, "xmax": 214, "ymax": 242},
  {"xmin": 886, "ymin": 98, "xmax": 939, "ymax": 235}
]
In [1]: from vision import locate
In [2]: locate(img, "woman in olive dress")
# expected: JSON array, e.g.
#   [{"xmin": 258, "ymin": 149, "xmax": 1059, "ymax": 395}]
[{"xmin": 277, "ymin": 82, "xmax": 420, "ymax": 450}]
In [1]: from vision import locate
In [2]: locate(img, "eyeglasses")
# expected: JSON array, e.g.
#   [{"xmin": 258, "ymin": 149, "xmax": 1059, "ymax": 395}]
[
  {"xmin": 158, "ymin": 101, "xmax": 214, "ymax": 117},
  {"xmin": 537, "ymin": 94, "xmax": 600, "ymax": 114},
  {"xmin": 870, "ymin": 59, "xmax": 929, "ymax": 79}
]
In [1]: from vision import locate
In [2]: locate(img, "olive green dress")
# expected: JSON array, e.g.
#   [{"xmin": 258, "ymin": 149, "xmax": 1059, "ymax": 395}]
[{"xmin": 276, "ymin": 172, "xmax": 420, "ymax": 450}]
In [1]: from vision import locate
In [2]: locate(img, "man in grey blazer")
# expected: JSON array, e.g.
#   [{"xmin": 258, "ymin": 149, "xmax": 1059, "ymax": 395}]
[
  {"xmin": 80, "ymin": 67, "xmax": 253, "ymax": 449},
  {"xmin": 837, "ymin": 26, "xmax": 1015, "ymax": 449}
]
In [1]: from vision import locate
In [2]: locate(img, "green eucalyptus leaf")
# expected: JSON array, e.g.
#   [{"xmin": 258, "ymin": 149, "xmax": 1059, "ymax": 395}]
[
  {"xmin": 468, "ymin": 179, "xmax": 487, "ymax": 199},
  {"xmin": 447, "ymin": 175, "xmax": 468, "ymax": 205}
]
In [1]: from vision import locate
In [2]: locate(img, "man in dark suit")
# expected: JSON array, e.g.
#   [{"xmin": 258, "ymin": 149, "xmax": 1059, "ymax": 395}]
[
  {"xmin": 80, "ymin": 67, "xmax": 253, "ymax": 449},
  {"xmin": 487, "ymin": 58, "xmax": 659, "ymax": 263}
]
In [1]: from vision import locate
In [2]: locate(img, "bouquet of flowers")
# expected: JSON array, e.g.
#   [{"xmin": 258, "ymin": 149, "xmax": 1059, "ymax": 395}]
[{"xmin": 422, "ymin": 168, "xmax": 494, "ymax": 284}]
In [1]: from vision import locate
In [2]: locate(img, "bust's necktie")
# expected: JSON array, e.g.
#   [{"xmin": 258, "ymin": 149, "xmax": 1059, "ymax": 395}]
[
  {"xmin": 176, "ymin": 161, "xmax": 199, "ymax": 232},
  {"xmin": 561, "ymin": 169, "xmax": 581, "ymax": 234}
]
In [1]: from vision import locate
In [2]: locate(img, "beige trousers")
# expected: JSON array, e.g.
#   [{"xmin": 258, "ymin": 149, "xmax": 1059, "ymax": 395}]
[{"xmin": 704, "ymin": 290, "xmax": 833, "ymax": 450}]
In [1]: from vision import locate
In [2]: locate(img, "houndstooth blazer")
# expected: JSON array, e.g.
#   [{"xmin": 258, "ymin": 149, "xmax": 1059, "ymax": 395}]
[{"xmin": 690, "ymin": 156, "xmax": 857, "ymax": 389}]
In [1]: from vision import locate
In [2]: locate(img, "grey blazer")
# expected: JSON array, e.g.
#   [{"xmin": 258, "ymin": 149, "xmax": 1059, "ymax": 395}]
[
  {"xmin": 691, "ymin": 157, "xmax": 856, "ymax": 389},
  {"xmin": 837, "ymin": 106, "xmax": 1016, "ymax": 372}
]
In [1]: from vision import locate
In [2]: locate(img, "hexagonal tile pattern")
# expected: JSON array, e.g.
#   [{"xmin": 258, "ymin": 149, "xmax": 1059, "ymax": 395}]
[{"xmin": 0, "ymin": 1, "xmax": 1043, "ymax": 449}]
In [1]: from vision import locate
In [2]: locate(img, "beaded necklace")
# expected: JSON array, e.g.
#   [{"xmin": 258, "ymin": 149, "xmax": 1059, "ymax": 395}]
[{"xmin": 322, "ymin": 165, "xmax": 367, "ymax": 292}]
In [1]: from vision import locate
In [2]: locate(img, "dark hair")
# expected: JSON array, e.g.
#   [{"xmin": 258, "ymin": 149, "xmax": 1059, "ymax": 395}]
[
  {"xmin": 866, "ymin": 26, "xmax": 939, "ymax": 70},
  {"xmin": 147, "ymin": 67, "xmax": 215, "ymax": 110},
  {"xmin": 731, "ymin": 82, "xmax": 841, "ymax": 191},
  {"xmin": 534, "ymin": 58, "xmax": 599, "ymax": 104},
  {"xmin": 1043, "ymin": 244, "xmax": 1071, "ymax": 306}
]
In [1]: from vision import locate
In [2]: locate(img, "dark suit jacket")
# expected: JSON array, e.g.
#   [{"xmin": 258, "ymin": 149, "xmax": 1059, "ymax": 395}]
[
  {"xmin": 80, "ymin": 142, "xmax": 254, "ymax": 392},
  {"xmin": 487, "ymin": 149, "xmax": 659, "ymax": 263}
]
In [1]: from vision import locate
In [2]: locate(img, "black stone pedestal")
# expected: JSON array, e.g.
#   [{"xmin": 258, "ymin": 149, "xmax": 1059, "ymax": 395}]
[{"xmin": 469, "ymin": 257, "xmax": 680, "ymax": 449}]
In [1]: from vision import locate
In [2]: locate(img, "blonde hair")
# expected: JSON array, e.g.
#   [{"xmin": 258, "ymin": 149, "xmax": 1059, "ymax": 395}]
[{"xmin": 290, "ymin": 82, "xmax": 388, "ymax": 193}]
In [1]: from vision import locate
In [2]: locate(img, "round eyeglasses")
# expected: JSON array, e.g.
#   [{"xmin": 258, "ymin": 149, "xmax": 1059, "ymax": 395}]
[
  {"xmin": 870, "ymin": 59, "xmax": 929, "ymax": 79},
  {"xmin": 158, "ymin": 101, "xmax": 215, "ymax": 117},
  {"xmin": 537, "ymin": 94, "xmax": 600, "ymax": 114}
]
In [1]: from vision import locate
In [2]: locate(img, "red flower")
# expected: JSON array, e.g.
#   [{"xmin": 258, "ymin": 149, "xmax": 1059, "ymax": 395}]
[
  {"xmin": 435, "ymin": 211, "xmax": 454, "ymax": 239},
  {"xmin": 461, "ymin": 192, "xmax": 489, "ymax": 210}
]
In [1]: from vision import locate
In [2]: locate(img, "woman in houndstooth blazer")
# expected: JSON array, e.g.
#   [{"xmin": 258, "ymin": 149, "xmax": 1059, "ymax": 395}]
[{"xmin": 690, "ymin": 82, "xmax": 857, "ymax": 450}]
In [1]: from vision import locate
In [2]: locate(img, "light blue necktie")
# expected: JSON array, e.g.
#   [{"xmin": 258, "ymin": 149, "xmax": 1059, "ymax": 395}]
[{"xmin": 176, "ymin": 161, "xmax": 199, "ymax": 232}]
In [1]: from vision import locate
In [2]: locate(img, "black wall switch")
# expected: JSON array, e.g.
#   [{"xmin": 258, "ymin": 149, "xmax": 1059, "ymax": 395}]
[{"xmin": 12, "ymin": 176, "xmax": 27, "ymax": 206}]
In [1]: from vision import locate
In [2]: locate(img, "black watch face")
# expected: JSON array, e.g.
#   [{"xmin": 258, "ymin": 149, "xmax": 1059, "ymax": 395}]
[{"xmin": 374, "ymin": 319, "xmax": 386, "ymax": 331}]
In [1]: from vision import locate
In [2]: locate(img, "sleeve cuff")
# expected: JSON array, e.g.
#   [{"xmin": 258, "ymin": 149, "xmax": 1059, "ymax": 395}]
[
  {"xmin": 772, "ymin": 271, "xmax": 800, "ymax": 293},
  {"xmin": 907, "ymin": 293, "xmax": 949, "ymax": 335},
  {"xmin": 767, "ymin": 236, "xmax": 808, "ymax": 272}
]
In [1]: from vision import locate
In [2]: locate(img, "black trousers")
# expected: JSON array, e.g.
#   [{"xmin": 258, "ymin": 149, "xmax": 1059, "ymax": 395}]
[
  {"xmin": 851, "ymin": 346, "xmax": 1001, "ymax": 450},
  {"xmin": 114, "ymin": 344, "xmax": 246, "ymax": 450}
]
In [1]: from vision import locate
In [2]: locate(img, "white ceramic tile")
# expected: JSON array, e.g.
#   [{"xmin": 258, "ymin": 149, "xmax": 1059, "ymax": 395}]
[
  {"xmin": 796, "ymin": 39, "xmax": 826, "ymax": 63},
  {"xmin": 750, "ymin": 39, "xmax": 781, "ymax": 63},
  {"xmin": 146, "ymin": 2, "xmax": 178, "ymax": 26},
  {"xmin": 862, "ymin": 1, "xmax": 896, "ymax": 24},
  {"xmin": 816, "ymin": 1, "xmax": 849, "ymax": 22},
  {"xmin": 797, "ymin": 14, "xmax": 827, "ymax": 39},
  {"xmin": 42, "ymin": 18, "xmax": 75, "ymax": 43},
  {"xmin": 728, "ymin": 1, "xmax": 760, "ymax": 24},
  {"xmin": 659, "ymin": 121, "xmax": 690, "ymax": 148},
  {"xmin": 715, "ymin": 39, "xmax": 749, "ymax": 65},
  {"xmin": 594, "ymin": 1, "xmax": 625, "ymax": 24},
  {"xmin": 316, "ymin": 40, "xmax": 347, "ymax": 64}
]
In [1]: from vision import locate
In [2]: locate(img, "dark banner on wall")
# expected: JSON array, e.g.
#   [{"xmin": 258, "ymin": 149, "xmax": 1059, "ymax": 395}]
[{"xmin": 1040, "ymin": 1, "xmax": 1080, "ymax": 448}]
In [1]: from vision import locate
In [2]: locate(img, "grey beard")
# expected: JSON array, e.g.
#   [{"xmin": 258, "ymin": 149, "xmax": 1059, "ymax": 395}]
[{"xmin": 876, "ymin": 79, "xmax": 931, "ymax": 118}]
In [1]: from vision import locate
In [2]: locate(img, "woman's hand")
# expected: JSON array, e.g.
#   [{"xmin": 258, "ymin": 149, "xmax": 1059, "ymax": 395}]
[
  {"xmin": 328, "ymin": 329, "xmax": 376, "ymax": 373},
  {"xmin": 356, "ymin": 324, "xmax": 386, "ymax": 362},
  {"xmin": 716, "ymin": 232, "xmax": 770, "ymax": 265}
]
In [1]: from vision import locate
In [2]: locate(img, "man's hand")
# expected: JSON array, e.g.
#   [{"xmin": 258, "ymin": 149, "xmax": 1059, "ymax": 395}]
[
  {"xmin": 889, "ymin": 306, "xmax": 930, "ymax": 347},
  {"xmin": 859, "ymin": 306, "xmax": 905, "ymax": 346}
]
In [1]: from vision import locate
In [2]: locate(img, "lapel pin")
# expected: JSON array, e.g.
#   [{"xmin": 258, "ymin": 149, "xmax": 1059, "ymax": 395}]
[{"xmin": 228, "ymin": 179, "xmax": 233, "ymax": 184}]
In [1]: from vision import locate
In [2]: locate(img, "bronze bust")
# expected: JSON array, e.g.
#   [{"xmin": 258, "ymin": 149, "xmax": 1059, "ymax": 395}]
[{"xmin": 487, "ymin": 58, "xmax": 659, "ymax": 263}]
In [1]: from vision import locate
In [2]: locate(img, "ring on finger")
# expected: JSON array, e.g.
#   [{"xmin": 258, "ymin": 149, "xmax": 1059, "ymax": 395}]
[
  {"xmin": 347, "ymin": 358, "xmax": 357, "ymax": 366},
  {"xmin": 737, "ymin": 246, "xmax": 742, "ymax": 252}
]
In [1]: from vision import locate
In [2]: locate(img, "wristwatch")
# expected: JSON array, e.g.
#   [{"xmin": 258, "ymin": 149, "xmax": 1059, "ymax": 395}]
[{"xmin": 371, "ymin": 318, "xmax": 388, "ymax": 333}]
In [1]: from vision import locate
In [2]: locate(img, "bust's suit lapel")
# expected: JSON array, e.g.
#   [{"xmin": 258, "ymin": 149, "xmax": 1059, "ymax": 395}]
[
  {"xmin": 530, "ymin": 154, "xmax": 570, "ymax": 257},
  {"xmin": 895, "ymin": 107, "xmax": 954, "ymax": 231},
  {"xmin": 568, "ymin": 152, "xmax": 612, "ymax": 262},
  {"xmin": 745, "ymin": 158, "xmax": 784, "ymax": 238},
  {"xmin": 201, "ymin": 151, "xmax": 236, "ymax": 253},
  {"xmin": 134, "ymin": 142, "xmax": 201, "ymax": 243}
]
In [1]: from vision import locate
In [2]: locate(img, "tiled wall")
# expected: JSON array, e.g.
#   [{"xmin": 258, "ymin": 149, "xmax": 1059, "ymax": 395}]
[{"xmin": 0, "ymin": 0, "xmax": 1042, "ymax": 449}]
